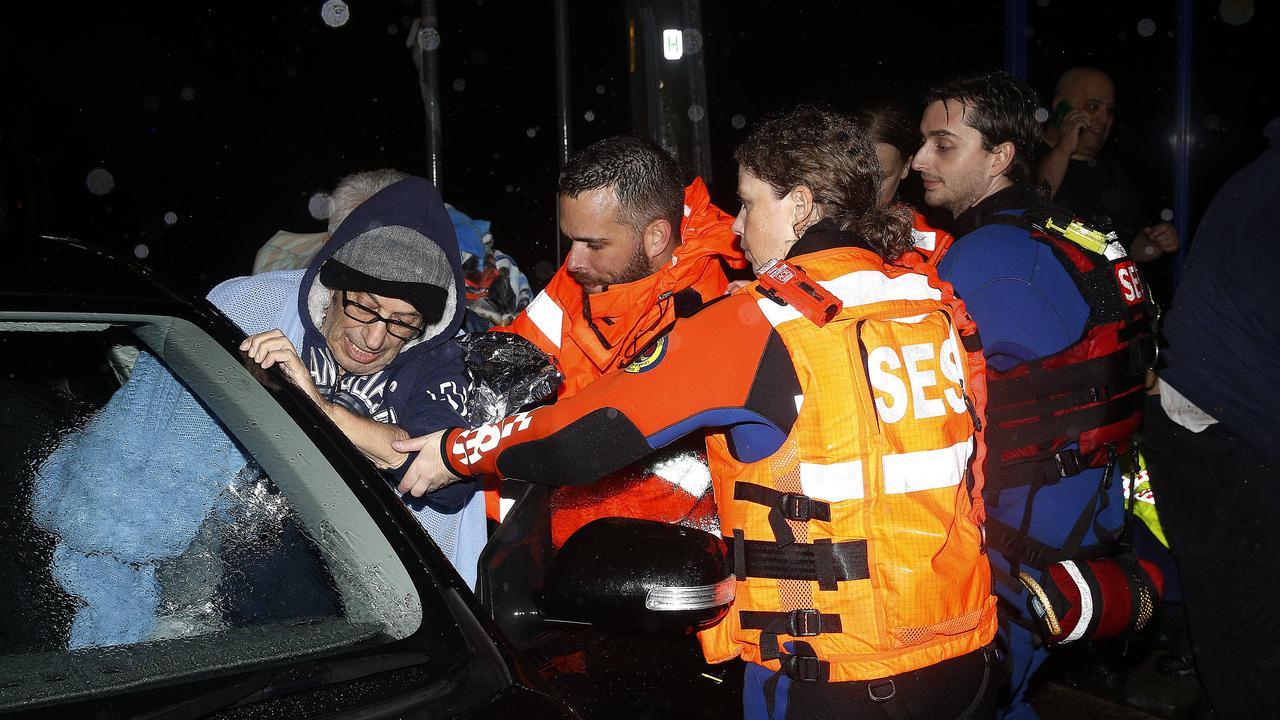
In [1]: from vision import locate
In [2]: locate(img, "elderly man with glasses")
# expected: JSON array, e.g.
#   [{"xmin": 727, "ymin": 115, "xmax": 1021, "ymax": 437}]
[{"xmin": 34, "ymin": 176, "xmax": 485, "ymax": 650}]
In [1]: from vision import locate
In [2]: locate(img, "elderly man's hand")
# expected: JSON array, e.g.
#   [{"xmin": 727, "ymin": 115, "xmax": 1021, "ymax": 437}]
[
  {"xmin": 393, "ymin": 430, "xmax": 463, "ymax": 496},
  {"xmin": 241, "ymin": 330, "xmax": 323, "ymax": 406}
]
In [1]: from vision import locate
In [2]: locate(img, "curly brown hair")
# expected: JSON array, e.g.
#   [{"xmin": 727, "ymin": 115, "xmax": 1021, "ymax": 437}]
[{"xmin": 734, "ymin": 104, "xmax": 914, "ymax": 262}]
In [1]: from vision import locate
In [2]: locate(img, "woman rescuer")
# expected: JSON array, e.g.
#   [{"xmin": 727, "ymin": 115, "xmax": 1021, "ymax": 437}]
[{"xmin": 395, "ymin": 105, "xmax": 1001, "ymax": 720}]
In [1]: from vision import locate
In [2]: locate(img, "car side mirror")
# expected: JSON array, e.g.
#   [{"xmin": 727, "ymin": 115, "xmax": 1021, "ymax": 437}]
[{"xmin": 539, "ymin": 517, "xmax": 734, "ymax": 634}]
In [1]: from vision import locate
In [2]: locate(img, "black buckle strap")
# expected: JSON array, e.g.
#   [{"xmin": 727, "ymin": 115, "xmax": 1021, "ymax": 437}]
[
  {"xmin": 724, "ymin": 536, "xmax": 869, "ymax": 589},
  {"xmin": 779, "ymin": 651, "xmax": 829, "ymax": 682},
  {"xmin": 734, "ymin": 482, "xmax": 831, "ymax": 547},
  {"xmin": 739, "ymin": 608, "xmax": 843, "ymax": 637},
  {"xmin": 1054, "ymin": 448, "xmax": 1083, "ymax": 478}
]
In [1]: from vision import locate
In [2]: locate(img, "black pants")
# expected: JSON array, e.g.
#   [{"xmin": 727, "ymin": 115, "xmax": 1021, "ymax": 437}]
[
  {"xmin": 1141, "ymin": 395, "xmax": 1280, "ymax": 719},
  {"xmin": 774, "ymin": 646, "xmax": 1001, "ymax": 720}
]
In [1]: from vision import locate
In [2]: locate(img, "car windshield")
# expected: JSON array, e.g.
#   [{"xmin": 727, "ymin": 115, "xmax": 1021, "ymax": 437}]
[{"xmin": 0, "ymin": 312, "xmax": 452, "ymax": 711}]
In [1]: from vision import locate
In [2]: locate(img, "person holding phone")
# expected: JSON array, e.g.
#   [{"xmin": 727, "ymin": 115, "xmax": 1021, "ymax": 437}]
[{"xmin": 1036, "ymin": 67, "xmax": 1179, "ymax": 264}]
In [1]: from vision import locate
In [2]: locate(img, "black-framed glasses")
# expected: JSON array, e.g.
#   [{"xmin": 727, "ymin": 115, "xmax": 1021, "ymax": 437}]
[{"xmin": 341, "ymin": 291, "xmax": 426, "ymax": 341}]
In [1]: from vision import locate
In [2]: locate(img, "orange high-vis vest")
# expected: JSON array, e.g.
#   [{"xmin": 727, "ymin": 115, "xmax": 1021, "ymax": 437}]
[{"xmin": 697, "ymin": 247, "xmax": 996, "ymax": 682}]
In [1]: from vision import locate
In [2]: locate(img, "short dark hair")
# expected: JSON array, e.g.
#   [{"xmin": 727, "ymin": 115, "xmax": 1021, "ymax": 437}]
[
  {"xmin": 854, "ymin": 99, "xmax": 919, "ymax": 163},
  {"xmin": 558, "ymin": 136, "xmax": 683, "ymax": 239},
  {"xmin": 734, "ymin": 103, "xmax": 914, "ymax": 262},
  {"xmin": 924, "ymin": 71, "xmax": 1042, "ymax": 186}
]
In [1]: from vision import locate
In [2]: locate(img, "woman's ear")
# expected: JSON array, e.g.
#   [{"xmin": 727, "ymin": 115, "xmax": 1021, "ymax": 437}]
[{"xmin": 791, "ymin": 184, "xmax": 817, "ymax": 235}]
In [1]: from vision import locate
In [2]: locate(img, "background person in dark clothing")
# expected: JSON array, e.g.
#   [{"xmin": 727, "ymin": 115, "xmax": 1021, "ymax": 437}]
[
  {"xmin": 1037, "ymin": 67, "xmax": 1179, "ymax": 265},
  {"xmin": 1141, "ymin": 115, "xmax": 1280, "ymax": 720}
]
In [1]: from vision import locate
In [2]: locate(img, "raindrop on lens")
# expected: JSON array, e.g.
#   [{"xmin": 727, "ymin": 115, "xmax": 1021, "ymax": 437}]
[
  {"xmin": 1034, "ymin": 107, "xmax": 1050, "ymax": 123},
  {"xmin": 308, "ymin": 192, "xmax": 331, "ymax": 221},
  {"xmin": 526, "ymin": 127, "xmax": 538, "ymax": 138},
  {"xmin": 418, "ymin": 27, "xmax": 441, "ymax": 51},
  {"xmin": 86, "ymin": 168, "xmax": 114, "ymax": 196},
  {"xmin": 452, "ymin": 78, "xmax": 466, "ymax": 91},
  {"xmin": 321, "ymin": 0, "xmax": 349, "ymax": 28},
  {"xmin": 687, "ymin": 104, "xmax": 705, "ymax": 122},
  {"xmin": 163, "ymin": 211, "xmax": 178, "ymax": 226},
  {"xmin": 134, "ymin": 244, "xmax": 150, "ymax": 259},
  {"xmin": 180, "ymin": 86, "xmax": 195, "ymax": 101},
  {"xmin": 682, "ymin": 29, "xmax": 703, "ymax": 54},
  {"xmin": 731, "ymin": 114, "xmax": 746, "ymax": 130},
  {"xmin": 1220, "ymin": 0, "xmax": 1255, "ymax": 26},
  {"xmin": 1160, "ymin": 208, "xmax": 1174, "ymax": 222},
  {"xmin": 584, "ymin": 110, "xmax": 596, "ymax": 122},
  {"xmin": 595, "ymin": 84, "xmax": 606, "ymax": 95},
  {"xmin": 1137, "ymin": 18, "xmax": 1156, "ymax": 37}
]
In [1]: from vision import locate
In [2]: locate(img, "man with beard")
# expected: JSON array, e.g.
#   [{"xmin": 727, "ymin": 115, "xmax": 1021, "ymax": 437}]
[{"xmin": 487, "ymin": 135, "xmax": 743, "ymax": 535}]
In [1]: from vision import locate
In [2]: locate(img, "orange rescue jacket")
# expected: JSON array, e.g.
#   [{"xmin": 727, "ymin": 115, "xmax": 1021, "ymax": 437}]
[
  {"xmin": 697, "ymin": 247, "xmax": 996, "ymax": 681},
  {"xmin": 500, "ymin": 178, "xmax": 744, "ymax": 398}
]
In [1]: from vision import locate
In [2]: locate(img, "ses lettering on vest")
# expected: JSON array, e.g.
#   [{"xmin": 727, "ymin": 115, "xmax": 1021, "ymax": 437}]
[
  {"xmin": 1114, "ymin": 262, "xmax": 1147, "ymax": 305},
  {"xmin": 868, "ymin": 336, "xmax": 968, "ymax": 423}
]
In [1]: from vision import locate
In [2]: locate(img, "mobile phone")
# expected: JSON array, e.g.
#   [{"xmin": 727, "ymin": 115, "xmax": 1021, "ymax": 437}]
[{"xmin": 1050, "ymin": 100, "xmax": 1073, "ymax": 126}]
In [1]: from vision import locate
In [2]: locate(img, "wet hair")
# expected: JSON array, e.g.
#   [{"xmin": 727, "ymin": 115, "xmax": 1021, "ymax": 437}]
[
  {"xmin": 734, "ymin": 103, "xmax": 914, "ymax": 262},
  {"xmin": 558, "ymin": 135, "xmax": 684, "ymax": 239},
  {"xmin": 327, "ymin": 168, "xmax": 409, "ymax": 233},
  {"xmin": 854, "ymin": 99, "xmax": 919, "ymax": 165},
  {"xmin": 924, "ymin": 71, "xmax": 1043, "ymax": 186}
]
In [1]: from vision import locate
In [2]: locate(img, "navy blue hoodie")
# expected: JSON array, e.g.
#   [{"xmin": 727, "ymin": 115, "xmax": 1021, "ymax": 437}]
[{"xmin": 297, "ymin": 177, "xmax": 474, "ymax": 511}]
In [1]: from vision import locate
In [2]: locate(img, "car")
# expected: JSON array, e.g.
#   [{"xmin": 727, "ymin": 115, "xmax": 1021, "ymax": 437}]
[{"xmin": 0, "ymin": 237, "xmax": 740, "ymax": 719}]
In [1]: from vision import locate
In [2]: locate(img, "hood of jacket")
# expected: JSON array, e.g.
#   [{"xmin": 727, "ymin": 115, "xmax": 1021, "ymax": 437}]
[
  {"xmin": 296, "ymin": 176, "xmax": 466, "ymax": 366},
  {"xmin": 554, "ymin": 177, "xmax": 745, "ymax": 373}
]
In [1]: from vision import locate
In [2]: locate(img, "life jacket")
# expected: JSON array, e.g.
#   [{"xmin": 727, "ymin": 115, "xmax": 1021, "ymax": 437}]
[
  {"xmin": 906, "ymin": 209, "xmax": 956, "ymax": 266},
  {"xmin": 490, "ymin": 178, "xmax": 744, "ymax": 525},
  {"xmin": 697, "ymin": 247, "xmax": 997, "ymax": 682},
  {"xmin": 976, "ymin": 207, "xmax": 1157, "ymax": 579}
]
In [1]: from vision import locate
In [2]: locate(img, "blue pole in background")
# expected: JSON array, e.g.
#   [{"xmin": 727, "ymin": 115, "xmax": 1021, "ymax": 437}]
[
  {"xmin": 1004, "ymin": 0, "xmax": 1029, "ymax": 81},
  {"xmin": 1174, "ymin": 0, "xmax": 1193, "ymax": 283}
]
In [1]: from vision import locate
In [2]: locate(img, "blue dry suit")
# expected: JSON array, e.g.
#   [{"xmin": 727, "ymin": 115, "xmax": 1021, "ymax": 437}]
[
  {"xmin": 937, "ymin": 187, "xmax": 1126, "ymax": 720},
  {"xmin": 32, "ymin": 177, "xmax": 486, "ymax": 650}
]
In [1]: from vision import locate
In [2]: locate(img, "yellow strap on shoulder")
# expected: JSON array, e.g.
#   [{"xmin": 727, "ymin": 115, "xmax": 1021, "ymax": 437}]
[{"xmin": 1044, "ymin": 217, "xmax": 1113, "ymax": 255}]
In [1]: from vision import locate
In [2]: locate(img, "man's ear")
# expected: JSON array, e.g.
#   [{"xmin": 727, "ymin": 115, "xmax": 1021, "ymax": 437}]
[
  {"xmin": 790, "ymin": 184, "xmax": 817, "ymax": 234},
  {"xmin": 642, "ymin": 218, "xmax": 675, "ymax": 260},
  {"xmin": 989, "ymin": 141, "xmax": 1016, "ymax": 179}
]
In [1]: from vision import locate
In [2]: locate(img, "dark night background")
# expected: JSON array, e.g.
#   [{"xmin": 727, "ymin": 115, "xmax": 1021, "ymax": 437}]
[{"xmin": 2, "ymin": 1, "xmax": 1274, "ymax": 295}]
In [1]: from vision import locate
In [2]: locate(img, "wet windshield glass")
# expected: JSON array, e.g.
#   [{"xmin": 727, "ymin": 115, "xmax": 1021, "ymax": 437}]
[{"xmin": 0, "ymin": 317, "xmax": 433, "ymax": 711}]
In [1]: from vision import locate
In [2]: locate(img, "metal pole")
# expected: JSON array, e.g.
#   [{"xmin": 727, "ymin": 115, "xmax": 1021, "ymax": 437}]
[
  {"xmin": 1003, "ymin": 0, "xmax": 1029, "ymax": 81},
  {"xmin": 1173, "ymin": 0, "xmax": 1193, "ymax": 283},
  {"xmin": 553, "ymin": 0, "xmax": 572, "ymax": 260},
  {"xmin": 418, "ymin": 0, "xmax": 443, "ymax": 189}
]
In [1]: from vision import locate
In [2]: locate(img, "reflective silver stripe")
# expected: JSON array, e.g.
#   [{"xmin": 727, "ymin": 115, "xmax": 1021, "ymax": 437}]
[
  {"xmin": 1061, "ymin": 560, "xmax": 1094, "ymax": 643},
  {"xmin": 645, "ymin": 575, "xmax": 737, "ymax": 611},
  {"xmin": 800, "ymin": 460, "xmax": 864, "ymax": 502},
  {"xmin": 881, "ymin": 438, "xmax": 973, "ymax": 495},
  {"xmin": 911, "ymin": 227, "xmax": 936, "ymax": 251},
  {"xmin": 524, "ymin": 291, "xmax": 564, "ymax": 349},
  {"xmin": 756, "ymin": 270, "xmax": 943, "ymax": 327}
]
